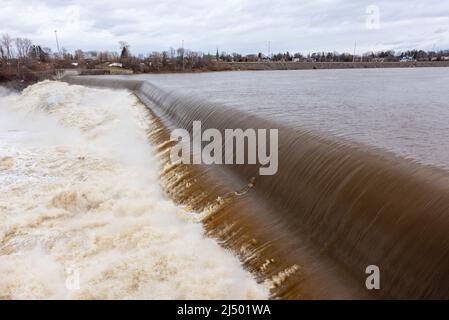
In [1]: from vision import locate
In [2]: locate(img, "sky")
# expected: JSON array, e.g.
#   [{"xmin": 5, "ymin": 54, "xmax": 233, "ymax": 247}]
[{"xmin": 1, "ymin": 0, "xmax": 448, "ymax": 55}]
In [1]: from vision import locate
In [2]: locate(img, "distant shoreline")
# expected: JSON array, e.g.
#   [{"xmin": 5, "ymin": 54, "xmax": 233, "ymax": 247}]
[
  {"xmin": 77, "ymin": 60, "xmax": 449, "ymax": 76},
  {"xmin": 2, "ymin": 60, "xmax": 449, "ymax": 92},
  {"xmin": 82, "ymin": 60, "xmax": 449, "ymax": 75},
  {"xmin": 221, "ymin": 60, "xmax": 449, "ymax": 71}
]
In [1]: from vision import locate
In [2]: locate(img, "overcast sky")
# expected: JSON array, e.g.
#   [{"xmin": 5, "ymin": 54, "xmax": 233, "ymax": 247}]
[{"xmin": 1, "ymin": 0, "xmax": 448, "ymax": 55}]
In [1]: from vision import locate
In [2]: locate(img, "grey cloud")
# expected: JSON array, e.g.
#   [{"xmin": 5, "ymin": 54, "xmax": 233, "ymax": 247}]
[{"xmin": 0, "ymin": 0, "xmax": 448, "ymax": 54}]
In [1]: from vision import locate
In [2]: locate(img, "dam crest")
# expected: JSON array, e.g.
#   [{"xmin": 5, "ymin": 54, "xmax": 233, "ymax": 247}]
[{"xmin": 62, "ymin": 75, "xmax": 449, "ymax": 299}]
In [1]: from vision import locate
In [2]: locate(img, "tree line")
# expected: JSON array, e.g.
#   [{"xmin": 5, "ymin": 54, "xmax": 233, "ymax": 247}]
[{"xmin": 1, "ymin": 33, "xmax": 449, "ymax": 79}]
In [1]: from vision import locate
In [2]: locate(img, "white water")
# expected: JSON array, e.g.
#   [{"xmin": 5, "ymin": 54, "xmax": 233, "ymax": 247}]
[{"xmin": 0, "ymin": 81, "xmax": 268, "ymax": 299}]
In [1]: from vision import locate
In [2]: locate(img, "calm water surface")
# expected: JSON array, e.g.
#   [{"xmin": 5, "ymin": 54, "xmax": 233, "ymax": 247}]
[{"xmin": 125, "ymin": 68, "xmax": 449, "ymax": 168}]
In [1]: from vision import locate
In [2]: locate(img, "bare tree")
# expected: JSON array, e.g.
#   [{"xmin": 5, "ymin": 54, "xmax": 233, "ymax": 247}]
[
  {"xmin": 162, "ymin": 51, "xmax": 168, "ymax": 67},
  {"xmin": 118, "ymin": 41, "xmax": 129, "ymax": 51},
  {"xmin": 1, "ymin": 34, "xmax": 14, "ymax": 60},
  {"xmin": 73, "ymin": 49, "xmax": 84, "ymax": 61},
  {"xmin": 119, "ymin": 41, "xmax": 130, "ymax": 61},
  {"xmin": 60, "ymin": 47, "xmax": 72, "ymax": 60},
  {"xmin": 23, "ymin": 38, "xmax": 32, "ymax": 58},
  {"xmin": 15, "ymin": 38, "xmax": 24, "ymax": 58},
  {"xmin": 15, "ymin": 37, "xmax": 32, "ymax": 59},
  {"xmin": 169, "ymin": 47, "xmax": 176, "ymax": 59},
  {"xmin": 176, "ymin": 47, "xmax": 185, "ymax": 58},
  {"xmin": 41, "ymin": 47, "xmax": 52, "ymax": 62},
  {"xmin": 98, "ymin": 51, "xmax": 113, "ymax": 62}
]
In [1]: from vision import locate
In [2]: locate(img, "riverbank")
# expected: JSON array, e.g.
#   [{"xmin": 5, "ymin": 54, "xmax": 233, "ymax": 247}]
[
  {"xmin": 0, "ymin": 70, "xmax": 56, "ymax": 91},
  {"xmin": 75, "ymin": 60, "xmax": 449, "ymax": 75},
  {"xmin": 2, "ymin": 60, "xmax": 449, "ymax": 92},
  {"xmin": 0, "ymin": 79, "xmax": 39, "ymax": 91}
]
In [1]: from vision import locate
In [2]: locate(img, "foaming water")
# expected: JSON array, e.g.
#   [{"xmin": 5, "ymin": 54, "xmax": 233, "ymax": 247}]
[{"xmin": 0, "ymin": 81, "xmax": 268, "ymax": 299}]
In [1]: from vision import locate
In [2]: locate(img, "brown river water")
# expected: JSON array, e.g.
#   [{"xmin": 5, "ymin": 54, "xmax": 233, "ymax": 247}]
[
  {"xmin": 2, "ymin": 67, "xmax": 449, "ymax": 299},
  {"xmin": 130, "ymin": 68, "xmax": 449, "ymax": 169}
]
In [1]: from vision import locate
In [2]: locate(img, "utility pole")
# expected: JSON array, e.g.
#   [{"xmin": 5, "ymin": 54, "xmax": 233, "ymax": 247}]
[
  {"xmin": 353, "ymin": 41, "xmax": 357, "ymax": 62},
  {"xmin": 181, "ymin": 39, "xmax": 184, "ymax": 71},
  {"xmin": 268, "ymin": 40, "xmax": 271, "ymax": 59},
  {"xmin": 54, "ymin": 30, "xmax": 60, "ymax": 56}
]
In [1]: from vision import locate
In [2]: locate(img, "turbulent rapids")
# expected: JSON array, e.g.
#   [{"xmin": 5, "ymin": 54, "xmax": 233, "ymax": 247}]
[
  {"xmin": 0, "ymin": 82, "xmax": 268, "ymax": 299},
  {"xmin": 3, "ymin": 76, "xmax": 449, "ymax": 300}
]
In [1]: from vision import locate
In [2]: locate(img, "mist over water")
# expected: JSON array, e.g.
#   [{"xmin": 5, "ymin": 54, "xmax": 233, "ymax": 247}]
[{"xmin": 0, "ymin": 81, "xmax": 268, "ymax": 299}]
